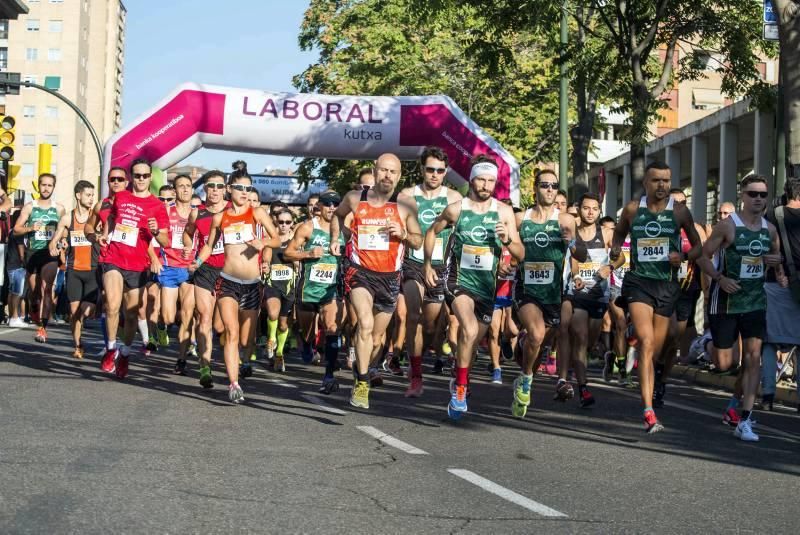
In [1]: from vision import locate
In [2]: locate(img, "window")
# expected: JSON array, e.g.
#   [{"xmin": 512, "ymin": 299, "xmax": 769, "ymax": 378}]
[
  {"xmin": 80, "ymin": 56, "xmax": 87, "ymax": 68},
  {"xmin": 0, "ymin": 20, "xmax": 8, "ymax": 39},
  {"xmin": 26, "ymin": 48, "xmax": 38, "ymax": 61},
  {"xmin": 695, "ymin": 51, "xmax": 724, "ymax": 72},
  {"xmin": 22, "ymin": 75, "xmax": 37, "ymax": 84},
  {"xmin": 50, "ymin": 0, "xmax": 64, "ymax": 3},
  {"xmin": 44, "ymin": 76, "xmax": 60, "ymax": 90},
  {"xmin": 46, "ymin": 106, "xmax": 58, "ymax": 119},
  {"xmin": 49, "ymin": 20, "xmax": 63, "ymax": 33},
  {"xmin": 44, "ymin": 135, "xmax": 58, "ymax": 147},
  {"xmin": 23, "ymin": 106, "xmax": 35, "ymax": 118},
  {"xmin": 47, "ymin": 48, "xmax": 62, "ymax": 61},
  {"xmin": 21, "ymin": 164, "xmax": 34, "ymax": 177},
  {"xmin": 27, "ymin": 19, "xmax": 40, "ymax": 32},
  {"xmin": 692, "ymin": 88, "xmax": 724, "ymax": 111},
  {"xmin": 0, "ymin": 48, "xmax": 7, "ymax": 70},
  {"xmin": 22, "ymin": 135, "xmax": 35, "ymax": 147}
]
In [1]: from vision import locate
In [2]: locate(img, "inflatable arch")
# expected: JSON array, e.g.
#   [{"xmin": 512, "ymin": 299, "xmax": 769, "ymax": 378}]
[{"xmin": 102, "ymin": 83, "xmax": 520, "ymax": 203}]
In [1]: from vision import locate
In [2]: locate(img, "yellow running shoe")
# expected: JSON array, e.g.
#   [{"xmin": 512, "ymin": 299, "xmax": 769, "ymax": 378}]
[
  {"xmin": 441, "ymin": 342, "xmax": 452, "ymax": 355},
  {"xmin": 511, "ymin": 375, "xmax": 532, "ymax": 418},
  {"xmin": 157, "ymin": 328, "xmax": 169, "ymax": 347},
  {"xmin": 350, "ymin": 380, "xmax": 370, "ymax": 409}
]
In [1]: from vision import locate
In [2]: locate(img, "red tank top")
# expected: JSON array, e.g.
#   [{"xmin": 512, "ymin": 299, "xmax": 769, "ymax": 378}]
[
  {"xmin": 495, "ymin": 247, "xmax": 515, "ymax": 298},
  {"xmin": 348, "ymin": 189, "xmax": 405, "ymax": 273},
  {"xmin": 195, "ymin": 205, "xmax": 226, "ymax": 269},
  {"xmin": 162, "ymin": 204, "xmax": 193, "ymax": 268}
]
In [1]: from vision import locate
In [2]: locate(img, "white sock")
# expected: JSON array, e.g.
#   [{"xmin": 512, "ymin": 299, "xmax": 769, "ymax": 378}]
[
  {"xmin": 108, "ymin": 340, "xmax": 116, "ymax": 350},
  {"xmin": 138, "ymin": 319, "xmax": 149, "ymax": 342}
]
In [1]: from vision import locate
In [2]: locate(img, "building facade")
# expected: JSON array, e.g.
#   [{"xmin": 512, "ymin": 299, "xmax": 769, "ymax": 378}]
[{"xmin": 2, "ymin": 0, "xmax": 125, "ymax": 204}]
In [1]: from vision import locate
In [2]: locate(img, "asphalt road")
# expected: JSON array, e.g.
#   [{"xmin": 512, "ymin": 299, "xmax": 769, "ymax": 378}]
[{"xmin": 1, "ymin": 322, "xmax": 798, "ymax": 534}]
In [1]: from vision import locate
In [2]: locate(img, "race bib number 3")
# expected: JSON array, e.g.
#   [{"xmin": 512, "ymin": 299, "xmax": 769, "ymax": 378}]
[
  {"xmin": 70, "ymin": 231, "xmax": 90, "ymax": 247},
  {"xmin": 637, "ymin": 238, "xmax": 668, "ymax": 262},
  {"xmin": 309, "ymin": 263, "xmax": 337, "ymax": 284},
  {"xmin": 524, "ymin": 261, "xmax": 554, "ymax": 285},
  {"xmin": 111, "ymin": 223, "xmax": 138, "ymax": 247},
  {"xmin": 739, "ymin": 256, "xmax": 763, "ymax": 279},
  {"xmin": 271, "ymin": 264, "xmax": 293, "ymax": 281},
  {"xmin": 460, "ymin": 245, "xmax": 493, "ymax": 271},
  {"xmin": 223, "ymin": 222, "xmax": 254, "ymax": 245},
  {"xmin": 358, "ymin": 225, "xmax": 390, "ymax": 251}
]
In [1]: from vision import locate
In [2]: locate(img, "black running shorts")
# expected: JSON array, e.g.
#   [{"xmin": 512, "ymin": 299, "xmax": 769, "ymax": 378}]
[
  {"xmin": 194, "ymin": 263, "xmax": 222, "ymax": 295},
  {"xmin": 215, "ymin": 275, "xmax": 262, "ymax": 311},
  {"xmin": 66, "ymin": 269, "xmax": 98, "ymax": 304},
  {"xmin": 709, "ymin": 309, "xmax": 766, "ymax": 349},
  {"xmin": 103, "ymin": 263, "xmax": 148, "ymax": 290},
  {"xmin": 620, "ymin": 271, "xmax": 679, "ymax": 317},
  {"xmin": 401, "ymin": 257, "xmax": 446, "ymax": 303},
  {"xmin": 344, "ymin": 265, "xmax": 400, "ymax": 314}
]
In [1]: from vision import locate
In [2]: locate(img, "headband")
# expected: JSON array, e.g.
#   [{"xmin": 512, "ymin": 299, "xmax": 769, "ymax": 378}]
[{"xmin": 469, "ymin": 162, "xmax": 498, "ymax": 181}]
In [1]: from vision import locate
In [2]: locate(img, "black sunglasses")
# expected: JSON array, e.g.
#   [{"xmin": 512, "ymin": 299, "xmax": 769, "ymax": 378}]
[
  {"xmin": 277, "ymin": 220, "xmax": 293, "ymax": 225},
  {"xmin": 158, "ymin": 196, "xmax": 175, "ymax": 202},
  {"xmin": 108, "ymin": 176, "xmax": 127, "ymax": 184},
  {"xmin": 538, "ymin": 182, "xmax": 559, "ymax": 190},
  {"xmin": 424, "ymin": 166, "xmax": 447, "ymax": 175},
  {"xmin": 206, "ymin": 182, "xmax": 225, "ymax": 190},
  {"xmin": 320, "ymin": 201, "xmax": 339, "ymax": 207},
  {"xmin": 132, "ymin": 173, "xmax": 151, "ymax": 179},
  {"xmin": 744, "ymin": 191, "xmax": 768, "ymax": 199}
]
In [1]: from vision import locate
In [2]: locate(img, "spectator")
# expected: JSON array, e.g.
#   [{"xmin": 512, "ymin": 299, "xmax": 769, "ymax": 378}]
[{"xmin": 5, "ymin": 209, "xmax": 27, "ymax": 327}]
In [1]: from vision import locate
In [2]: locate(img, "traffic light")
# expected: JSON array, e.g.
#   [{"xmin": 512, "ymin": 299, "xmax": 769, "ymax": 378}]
[{"xmin": 0, "ymin": 115, "xmax": 15, "ymax": 161}]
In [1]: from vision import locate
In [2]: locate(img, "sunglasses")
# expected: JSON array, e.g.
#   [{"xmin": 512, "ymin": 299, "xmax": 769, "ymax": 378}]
[
  {"xmin": 158, "ymin": 197, "xmax": 175, "ymax": 202},
  {"xmin": 744, "ymin": 191, "xmax": 768, "ymax": 199},
  {"xmin": 424, "ymin": 166, "xmax": 447, "ymax": 175},
  {"xmin": 230, "ymin": 184, "xmax": 255, "ymax": 192},
  {"xmin": 320, "ymin": 201, "xmax": 339, "ymax": 208},
  {"xmin": 191, "ymin": 204, "xmax": 201, "ymax": 209},
  {"xmin": 277, "ymin": 220, "xmax": 293, "ymax": 225},
  {"xmin": 132, "ymin": 173, "xmax": 151, "ymax": 179},
  {"xmin": 538, "ymin": 182, "xmax": 559, "ymax": 190},
  {"xmin": 206, "ymin": 182, "xmax": 225, "ymax": 190},
  {"xmin": 108, "ymin": 176, "xmax": 127, "ymax": 184}
]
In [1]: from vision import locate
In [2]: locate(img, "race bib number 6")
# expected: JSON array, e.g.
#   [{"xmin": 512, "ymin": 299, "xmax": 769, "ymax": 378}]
[
  {"xmin": 637, "ymin": 238, "xmax": 668, "ymax": 262},
  {"xmin": 111, "ymin": 223, "xmax": 138, "ymax": 246}
]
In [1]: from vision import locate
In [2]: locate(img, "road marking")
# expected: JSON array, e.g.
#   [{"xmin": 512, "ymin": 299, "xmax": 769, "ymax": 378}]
[
  {"xmin": 301, "ymin": 394, "xmax": 348, "ymax": 415},
  {"xmin": 266, "ymin": 379, "xmax": 297, "ymax": 389},
  {"xmin": 357, "ymin": 425, "xmax": 428, "ymax": 455},
  {"xmin": 0, "ymin": 328, "xmax": 20, "ymax": 336},
  {"xmin": 447, "ymin": 469, "xmax": 567, "ymax": 518},
  {"xmin": 591, "ymin": 382, "xmax": 800, "ymax": 440}
]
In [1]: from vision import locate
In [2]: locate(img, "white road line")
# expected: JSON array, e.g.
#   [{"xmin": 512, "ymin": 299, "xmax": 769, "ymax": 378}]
[
  {"xmin": 356, "ymin": 425, "xmax": 428, "ymax": 455},
  {"xmin": 301, "ymin": 394, "xmax": 348, "ymax": 415},
  {"xmin": 447, "ymin": 469, "xmax": 567, "ymax": 518},
  {"xmin": 591, "ymin": 382, "xmax": 800, "ymax": 440},
  {"xmin": 0, "ymin": 328, "xmax": 20, "ymax": 336},
  {"xmin": 266, "ymin": 379, "xmax": 297, "ymax": 389}
]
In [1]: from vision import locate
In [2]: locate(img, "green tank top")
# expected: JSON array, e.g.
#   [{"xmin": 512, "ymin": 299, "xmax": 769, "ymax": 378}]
[
  {"xmin": 28, "ymin": 202, "xmax": 60, "ymax": 251},
  {"xmin": 629, "ymin": 196, "xmax": 680, "ymax": 281},
  {"xmin": 710, "ymin": 214, "xmax": 770, "ymax": 314},
  {"xmin": 300, "ymin": 218, "xmax": 342, "ymax": 303},
  {"xmin": 450, "ymin": 198, "xmax": 501, "ymax": 304},
  {"xmin": 408, "ymin": 185, "xmax": 451, "ymax": 265},
  {"xmin": 518, "ymin": 207, "xmax": 566, "ymax": 305}
]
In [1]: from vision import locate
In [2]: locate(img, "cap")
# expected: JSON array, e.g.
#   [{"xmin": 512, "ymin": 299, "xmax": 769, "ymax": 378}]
[{"xmin": 319, "ymin": 191, "xmax": 341, "ymax": 205}]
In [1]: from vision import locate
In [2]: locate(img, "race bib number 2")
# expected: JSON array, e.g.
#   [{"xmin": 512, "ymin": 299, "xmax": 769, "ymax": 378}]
[
  {"xmin": 358, "ymin": 225, "xmax": 390, "ymax": 251},
  {"xmin": 637, "ymin": 238, "xmax": 668, "ymax": 262}
]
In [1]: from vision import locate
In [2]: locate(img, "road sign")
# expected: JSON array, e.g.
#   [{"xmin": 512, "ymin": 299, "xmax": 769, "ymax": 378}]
[
  {"xmin": 764, "ymin": 0, "xmax": 778, "ymax": 23},
  {"xmin": 763, "ymin": 23, "xmax": 779, "ymax": 41}
]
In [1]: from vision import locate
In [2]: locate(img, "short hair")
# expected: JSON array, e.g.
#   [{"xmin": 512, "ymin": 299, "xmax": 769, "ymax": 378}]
[
  {"xmin": 599, "ymin": 216, "xmax": 616, "ymax": 226},
  {"xmin": 357, "ymin": 168, "xmax": 373, "ymax": 181},
  {"xmin": 109, "ymin": 166, "xmax": 127, "ymax": 176},
  {"xmin": 159, "ymin": 184, "xmax": 174, "ymax": 195},
  {"xmin": 307, "ymin": 193, "xmax": 320, "ymax": 202},
  {"xmin": 271, "ymin": 201, "xmax": 289, "ymax": 214},
  {"xmin": 557, "ymin": 189, "xmax": 568, "ymax": 198},
  {"xmin": 578, "ymin": 193, "xmax": 601, "ymax": 207},
  {"xmin": 173, "ymin": 174, "xmax": 192, "ymax": 186},
  {"xmin": 740, "ymin": 174, "xmax": 768, "ymax": 190},
  {"xmin": 201, "ymin": 170, "xmax": 226, "ymax": 183},
  {"xmin": 669, "ymin": 187, "xmax": 685, "ymax": 195},
  {"xmin": 469, "ymin": 153, "xmax": 497, "ymax": 167},
  {"xmin": 419, "ymin": 146, "xmax": 448, "ymax": 167},
  {"xmin": 785, "ymin": 177, "xmax": 800, "ymax": 201},
  {"xmin": 38, "ymin": 173, "xmax": 56, "ymax": 185},
  {"xmin": 130, "ymin": 158, "xmax": 151, "ymax": 172},
  {"xmin": 232, "ymin": 160, "xmax": 248, "ymax": 171},
  {"xmin": 534, "ymin": 169, "xmax": 558, "ymax": 185},
  {"xmin": 74, "ymin": 180, "xmax": 94, "ymax": 195},
  {"xmin": 645, "ymin": 160, "xmax": 670, "ymax": 173}
]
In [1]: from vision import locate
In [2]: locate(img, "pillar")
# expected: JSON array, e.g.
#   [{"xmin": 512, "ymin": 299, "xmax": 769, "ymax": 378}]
[
  {"xmin": 691, "ymin": 135, "xmax": 708, "ymax": 224},
  {"xmin": 753, "ymin": 109, "xmax": 775, "ymax": 181},
  {"xmin": 665, "ymin": 145, "xmax": 682, "ymax": 188},
  {"xmin": 622, "ymin": 164, "xmax": 632, "ymax": 205},
  {"xmin": 719, "ymin": 122, "xmax": 739, "ymax": 204},
  {"xmin": 604, "ymin": 171, "xmax": 618, "ymax": 217}
]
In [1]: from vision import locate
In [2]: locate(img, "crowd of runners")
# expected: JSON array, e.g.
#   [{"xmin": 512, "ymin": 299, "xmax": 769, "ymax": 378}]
[{"xmin": 6, "ymin": 144, "xmax": 798, "ymax": 442}]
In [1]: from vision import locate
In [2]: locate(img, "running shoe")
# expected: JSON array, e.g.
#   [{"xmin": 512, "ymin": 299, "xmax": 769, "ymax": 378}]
[
  {"xmin": 511, "ymin": 375, "xmax": 532, "ymax": 418},
  {"xmin": 173, "ymin": 359, "xmax": 188, "ymax": 376},
  {"xmin": 319, "ymin": 376, "xmax": 339, "ymax": 395},
  {"xmin": 553, "ymin": 379, "xmax": 574, "ymax": 402},
  {"xmin": 544, "ymin": 353, "xmax": 557, "ymax": 376},
  {"xmin": 273, "ymin": 356, "xmax": 286, "ymax": 373},
  {"xmin": 72, "ymin": 346, "xmax": 84, "ymax": 360},
  {"xmin": 448, "ymin": 380, "xmax": 468, "ymax": 420},
  {"xmin": 157, "ymin": 328, "xmax": 169, "ymax": 347},
  {"xmin": 399, "ymin": 350, "xmax": 409, "ymax": 367},
  {"xmin": 653, "ymin": 381, "xmax": 666, "ymax": 408},
  {"xmin": 100, "ymin": 348, "xmax": 118, "ymax": 373},
  {"xmin": 620, "ymin": 375, "xmax": 634, "ymax": 388},
  {"xmin": 579, "ymin": 387, "xmax": 596, "ymax": 408},
  {"xmin": 199, "ymin": 366, "xmax": 213, "ymax": 389},
  {"xmin": 433, "ymin": 357, "xmax": 445, "ymax": 375},
  {"xmin": 256, "ymin": 335, "xmax": 268, "ymax": 348},
  {"xmin": 350, "ymin": 380, "xmax": 370, "ymax": 409},
  {"xmin": 723, "ymin": 408, "xmax": 741, "ymax": 427},
  {"xmin": 266, "ymin": 339, "xmax": 275, "ymax": 361},
  {"xmin": 368, "ymin": 368, "xmax": 383, "ymax": 387},
  {"xmin": 147, "ymin": 336, "xmax": 159, "ymax": 352},
  {"xmin": 8, "ymin": 317, "xmax": 27, "ymax": 328},
  {"xmin": 187, "ymin": 343, "xmax": 198, "ymax": 359},
  {"xmin": 228, "ymin": 382, "xmax": 245, "ymax": 404},
  {"xmin": 491, "ymin": 368, "xmax": 502, "ymax": 384},
  {"xmin": 734, "ymin": 418, "xmax": 759, "ymax": 441},
  {"xmin": 405, "ymin": 376, "xmax": 424, "ymax": 398},
  {"xmin": 34, "ymin": 326, "xmax": 47, "ymax": 343},
  {"xmin": 643, "ymin": 409, "xmax": 664, "ymax": 434},
  {"xmin": 301, "ymin": 343, "xmax": 314, "ymax": 364},
  {"xmin": 501, "ymin": 338, "xmax": 514, "ymax": 361},
  {"xmin": 346, "ymin": 347, "xmax": 355, "ymax": 370},
  {"xmin": 239, "ymin": 362, "xmax": 253, "ymax": 379},
  {"xmin": 312, "ymin": 351, "xmax": 322, "ymax": 365},
  {"xmin": 602, "ymin": 351, "xmax": 614, "ymax": 382},
  {"xmin": 115, "ymin": 355, "xmax": 129, "ymax": 380},
  {"xmin": 383, "ymin": 354, "xmax": 403, "ymax": 376}
]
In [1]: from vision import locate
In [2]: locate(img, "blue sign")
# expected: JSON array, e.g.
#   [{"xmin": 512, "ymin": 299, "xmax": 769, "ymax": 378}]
[{"xmin": 764, "ymin": 0, "xmax": 778, "ymax": 24}]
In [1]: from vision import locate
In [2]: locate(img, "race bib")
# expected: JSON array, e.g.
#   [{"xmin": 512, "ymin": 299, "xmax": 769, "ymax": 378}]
[
  {"xmin": 678, "ymin": 261, "xmax": 689, "ymax": 280},
  {"xmin": 270, "ymin": 264, "xmax": 293, "ymax": 281},
  {"xmin": 34, "ymin": 225, "xmax": 55, "ymax": 242},
  {"xmin": 410, "ymin": 238, "xmax": 444, "ymax": 262},
  {"xmin": 739, "ymin": 256, "xmax": 763, "ymax": 279},
  {"xmin": 578, "ymin": 261, "xmax": 601, "ymax": 280},
  {"xmin": 70, "ymin": 230, "xmax": 90, "ymax": 247},
  {"xmin": 524, "ymin": 261, "xmax": 554, "ymax": 285},
  {"xmin": 111, "ymin": 223, "xmax": 138, "ymax": 247},
  {"xmin": 309, "ymin": 262, "xmax": 337, "ymax": 284},
  {"xmin": 637, "ymin": 238, "xmax": 668, "ymax": 262},
  {"xmin": 150, "ymin": 236, "xmax": 159, "ymax": 249},
  {"xmin": 223, "ymin": 222, "xmax": 254, "ymax": 245},
  {"xmin": 460, "ymin": 245, "xmax": 493, "ymax": 271},
  {"xmin": 210, "ymin": 237, "xmax": 224, "ymax": 255},
  {"xmin": 171, "ymin": 226, "xmax": 186, "ymax": 249},
  {"xmin": 358, "ymin": 225, "xmax": 390, "ymax": 251}
]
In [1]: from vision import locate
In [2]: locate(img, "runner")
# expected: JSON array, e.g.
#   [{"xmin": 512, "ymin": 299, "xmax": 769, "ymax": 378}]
[
  {"xmin": 142, "ymin": 185, "xmax": 172, "ymax": 355},
  {"xmin": 424, "ymin": 155, "xmax": 523, "ymax": 419},
  {"xmin": 611, "ymin": 161, "xmax": 701, "ymax": 433},
  {"xmin": 398, "ymin": 146, "xmax": 462, "ymax": 397},
  {"xmin": 96, "ymin": 159, "xmax": 170, "ymax": 380},
  {"xmin": 155, "ymin": 175, "xmax": 197, "ymax": 375},
  {"xmin": 285, "ymin": 191, "xmax": 344, "ymax": 392},
  {"xmin": 558, "ymin": 193, "xmax": 612, "ymax": 408},
  {"xmin": 194, "ymin": 173, "xmax": 280, "ymax": 403},
  {"xmin": 261, "ymin": 207, "xmax": 298, "ymax": 372},
  {"xmin": 13, "ymin": 173, "xmax": 66, "ymax": 343},
  {"xmin": 510, "ymin": 169, "xmax": 580, "ymax": 418},
  {"xmin": 487, "ymin": 243, "xmax": 518, "ymax": 384},
  {"xmin": 47, "ymin": 180, "xmax": 98, "ymax": 358},
  {"xmin": 697, "ymin": 175, "xmax": 782, "ymax": 441},
  {"xmin": 605, "ymin": 227, "xmax": 633, "ymax": 385},
  {"xmin": 183, "ymin": 170, "xmax": 228, "ymax": 389},
  {"xmin": 331, "ymin": 153, "xmax": 423, "ymax": 409}
]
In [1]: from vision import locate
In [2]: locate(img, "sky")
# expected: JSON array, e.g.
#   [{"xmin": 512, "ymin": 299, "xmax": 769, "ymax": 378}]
[{"xmin": 121, "ymin": 0, "xmax": 316, "ymax": 173}]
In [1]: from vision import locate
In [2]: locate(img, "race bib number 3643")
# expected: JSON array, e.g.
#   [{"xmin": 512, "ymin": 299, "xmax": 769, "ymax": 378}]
[{"xmin": 524, "ymin": 261, "xmax": 554, "ymax": 285}]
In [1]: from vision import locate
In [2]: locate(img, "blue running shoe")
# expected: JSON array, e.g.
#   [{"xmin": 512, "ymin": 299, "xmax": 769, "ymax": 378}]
[
  {"xmin": 301, "ymin": 342, "xmax": 314, "ymax": 364},
  {"xmin": 491, "ymin": 367, "xmax": 502, "ymax": 384},
  {"xmin": 447, "ymin": 379, "xmax": 468, "ymax": 420}
]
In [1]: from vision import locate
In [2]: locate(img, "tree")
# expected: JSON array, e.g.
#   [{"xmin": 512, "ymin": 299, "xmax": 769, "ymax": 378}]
[{"xmin": 774, "ymin": 0, "xmax": 800, "ymax": 178}]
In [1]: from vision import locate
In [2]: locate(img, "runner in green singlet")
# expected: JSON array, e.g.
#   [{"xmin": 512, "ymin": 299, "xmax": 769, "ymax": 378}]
[
  {"xmin": 13, "ymin": 173, "xmax": 66, "ymax": 343},
  {"xmin": 697, "ymin": 174, "xmax": 782, "ymax": 442},
  {"xmin": 611, "ymin": 161, "xmax": 701, "ymax": 433},
  {"xmin": 424, "ymin": 154, "xmax": 523, "ymax": 420}
]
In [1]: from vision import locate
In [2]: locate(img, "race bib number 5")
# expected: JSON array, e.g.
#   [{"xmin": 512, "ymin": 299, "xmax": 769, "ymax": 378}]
[
  {"xmin": 309, "ymin": 263, "xmax": 337, "ymax": 284},
  {"xmin": 524, "ymin": 261, "xmax": 554, "ymax": 285},
  {"xmin": 111, "ymin": 223, "xmax": 138, "ymax": 247},
  {"xmin": 739, "ymin": 256, "xmax": 763, "ymax": 279},
  {"xmin": 460, "ymin": 245, "xmax": 493, "ymax": 271},
  {"xmin": 223, "ymin": 222, "xmax": 254, "ymax": 245},
  {"xmin": 637, "ymin": 238, "xmax": 668, "ymax": 262}
]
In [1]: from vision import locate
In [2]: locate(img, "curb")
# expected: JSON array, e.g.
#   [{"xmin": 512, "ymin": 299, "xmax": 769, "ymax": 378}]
[{"xmin": 671, "ymin": 364, "xmax": 799, "ymax": 406}]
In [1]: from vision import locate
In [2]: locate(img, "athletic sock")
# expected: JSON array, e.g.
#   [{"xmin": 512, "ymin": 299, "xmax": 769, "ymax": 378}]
[
  {"xmin": 410, "ymin": 355, "xmax": 423, "ymax": 378},
  {"xmin": 324, "ymin": 335, "xmax": 339, "ymax": 378},
  {"xmin": 357, "ymin": 373, "xmax": 369, "ymax": 382},
  {"xmin": 107, "ymin": 339, "xmax": 117, "ymax": 351},
  {"xmin": 119, "ymin": 344, "xmax": 131, "ymax": 358},
  {"xmin": 454, "ymin": 366, "xmax": 469, "ymax": 386},
  {"xmin": 741, "ymin": 409, "xmax": 752, "ymax": 421},
  {"xmin": 267, "ymin": 319, "xmax": 278, "ymax": 343},
  {"xmin": 137, "ymin": 319, "xmax": 149, "ymax": 343},
  {"xmin": 600, "ymin": 331, "xmax": 611, "ymax": 352},
  {"xmin": 157, "ymin": 321, "xmax": 166, "ymax": 331},
  {"xmin": 276, "ymin": 328, "xmax": 289, "ymax": 356},
  {"xmin": 41, "ymin": 318, "xmax": 49, "ymax": 329},
  {"xmin": 100, "ymin": 314, "xmax": 109, "ymax": 346},
  {"xmin": 726, "ymin": 395, "xmax": 741, "ymax": 411}
]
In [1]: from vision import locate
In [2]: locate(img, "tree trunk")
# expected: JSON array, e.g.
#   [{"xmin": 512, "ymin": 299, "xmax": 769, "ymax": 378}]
[{"xmin": 777, "ymin": 0, "xmax": 800, "ymax": 177}]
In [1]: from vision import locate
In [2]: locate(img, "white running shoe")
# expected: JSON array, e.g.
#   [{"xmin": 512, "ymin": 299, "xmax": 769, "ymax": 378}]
[{"xmin": 734, "ymin": 418, "xmax": 759, "ymax": 442}]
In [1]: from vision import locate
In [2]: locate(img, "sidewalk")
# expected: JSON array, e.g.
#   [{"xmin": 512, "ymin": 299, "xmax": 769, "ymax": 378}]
[{"xmin": 670, "ymin": 364, "xmax": 799, "ymax": 406}]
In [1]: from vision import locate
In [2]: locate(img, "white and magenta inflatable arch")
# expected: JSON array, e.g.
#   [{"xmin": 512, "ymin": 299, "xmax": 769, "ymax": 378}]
[{"xmin": 102, "ymin": 83, "xmax": 520, "ymax": 203}]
